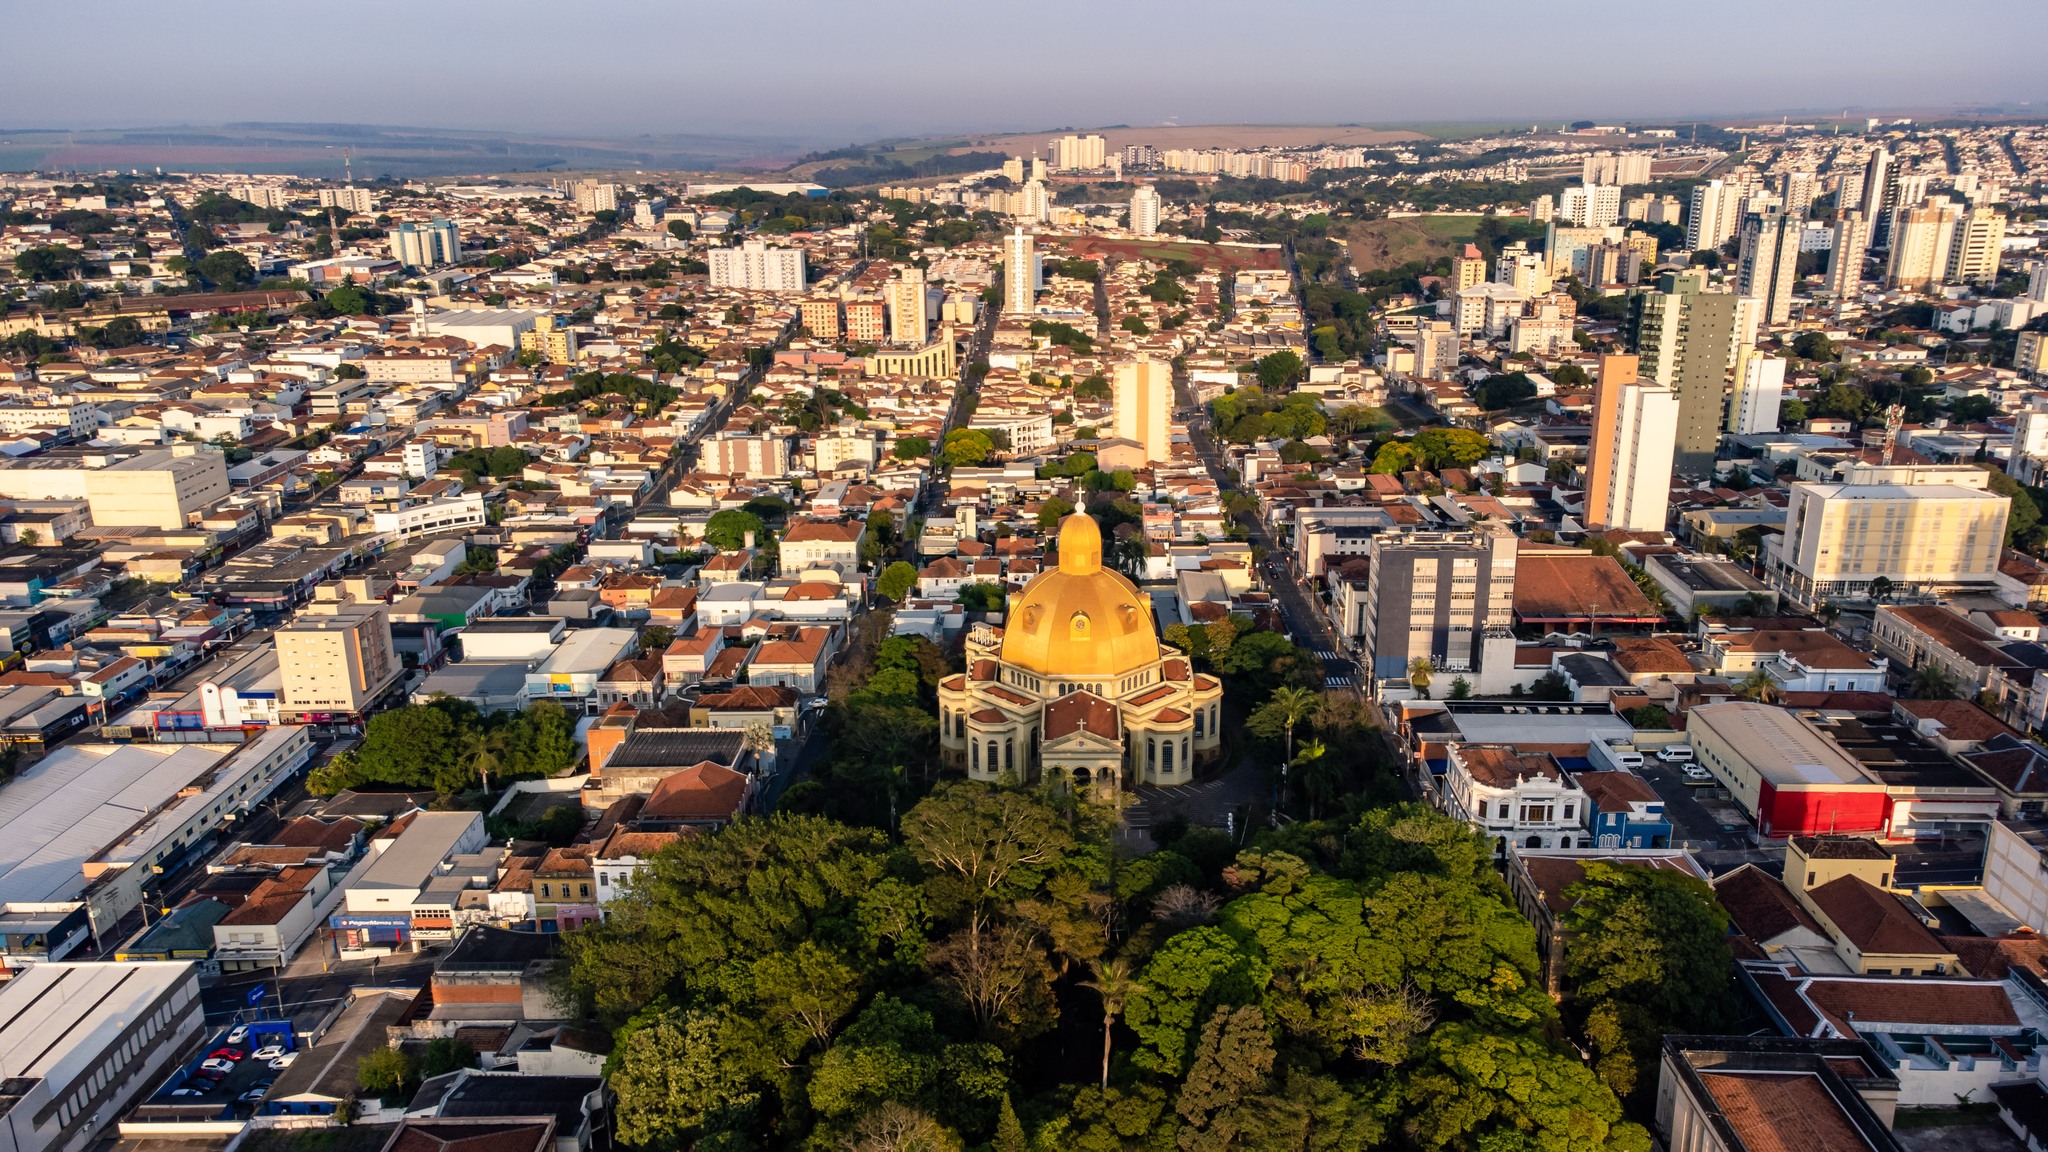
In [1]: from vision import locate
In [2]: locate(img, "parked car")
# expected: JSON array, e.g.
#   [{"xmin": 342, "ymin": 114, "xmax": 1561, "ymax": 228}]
[
  {"xmin": 227, "ymin": 1025, "xmax": 250, "ymax": 1044},
  {"xmin": 208, "ymin": 1047, "xmax": 245, "ymax": 1061},
  {"xmin": 170, "ymin": 1087, "xmax": 205, "ymax": 1098},
  {"xmin": 237, "ymin": 1083, "xmax": 273, "ymax": 1104},
  {"xmin": 1656, "ymin": 746, "xmax": 1695, "ymax": 763},
  {"xmin": 268, "ymin": 1053, "xmax": 298, "ymax": 1070},
  {"xmin": 195, "ymin": 1065, "xmax": 231, "ymax": 1080},
  {"xmin": 1681, "ymin": 765, "xmax": 1713, "ymax": 785},
  {"xmin": 252, "ymin": 1045, "xmax": 286, "ymax": 1061}
]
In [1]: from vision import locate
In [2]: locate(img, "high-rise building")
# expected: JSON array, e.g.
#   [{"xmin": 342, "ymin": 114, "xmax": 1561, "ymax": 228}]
[
  {"xmin": 389, "ymin": 218, "xmax": 460, "ymax": 268},
  {"xmin": 1727, "ymin": 351, "xmax": 1787, "ymax": 435},
  {"xmin": 1357, "ymin": 524, "xmax": 1519, "ymax": 696},
  {"xmin": 1581, "ymin": 151, "xmax": 1653, "ymax": 187},
  {"xmin": 1049, "ymin": 134, "xmax": 1107, "ymax": 171},
  {"xmin": 2009, "ymin": 397, "xmax": 2048, "ymax": 484},
  {"xmin": 573, "ymin": 180, "xmax": 619, "ymax": 214},
  {"xmin": 1886, "ymin": 201, "xmax": 1960, "ymax": 291},
  {"xmin": 1584, "ymin": 354, "xmax": 1680, "ymax": 532},
  {"xmin": 1883, "ymin": 172, "xmax": 1931, "ymax": 248},
  {"xmin": 633, "ymin": 196, "xmax": 667, "ymax": 228},
  {"xmin": 707, "ymin": 239, "xmax": 807, "ymax": 291},
  {"xmin": 1017, "ymin": 179, "xmax": 1050, "ymax": 223},
  {"xmin": 1629, "ymin": 270, "xmax": 1751, "ymax": 477},
  {"xmin": 276, "ymin": 603, "xmax": 399, "ymax": 720},
  {"xmin": 888, "ymin": 266, "xmax": 928, "ymax": 346},
  {"xmin": 1130, "ymin": 185, "xmax": 1161, "ymax": 237},
  {"xmin": 1003, "ymin": 228, "xmax": 1037, "ymax": 316},
  {"xmin": 1780, "ymin": 171, "xmax": 1818, "ymax": 217},
  {"xmin": 518, "ymin": 315, "xmax": 577, "ymax": 364},
  {"xmin": 1859, "ymin": 147, "xmax": 1896, "ymax": 244},
  {"xmin": 800, "ymin": 298, "xmax": 841, "ymax": 339},
  {"xmin": 235, "ymin": 184, "xmax": 293, "ymax": 210},
  {"xmin": 1826, "ymin": 211, "xmax": 1870, "ymax": 297},
  {"xmin": 1111, "ymin": 358, "xmax": 1172, "ymax": 463},
  {"xmin": 1685, "ymin": 180, "xmax": 1743, "ymax": 252},
  {"xmin": 1494, "ymin": 242, "xmax": 1552, "ymax": 294},
  {"xmin": 1410, "ymin": 320, "xmax": 1460, "ymax": 375},
  {"xmin": 845, "ymin": 297, "xmax": 886, "ymax": 344},
  {"xmin": 1452, "ymin": 244, "xmax": 1488, "ymax": 292},
  {"xmin": 1945, "ymin": 206, "xmax": 2006, "ymax": 285},
  {"xmin": 1121, "ymin": 143, "xmax": 1158, "ymax": 169},
  {"xmin": 1001, "ymin": 156, "xmax": 1024, "ymax": 183},
  {"xmin": 317, "ymin": 185, "xmax": 374, "ymax": 215},
  {"xmin": 2017, "ymin": 332, "xmax": 2048, "ymax": 387},
  {"xmin": 1560, "ymin": 184, "xmax": 1622, "ymax": 228},
  {"xmin": 1763, "ymin": 463, "xmax": 2011, "ymax": 608},
  {"xmin": 1737, "ymin": 210, "xmax": 1801, "ymax": 325}
]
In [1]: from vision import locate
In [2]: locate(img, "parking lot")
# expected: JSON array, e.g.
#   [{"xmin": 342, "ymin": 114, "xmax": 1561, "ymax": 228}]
[{"xmin": 141, "ymin": 1021, "xmax": 299, "ymax": 1117}]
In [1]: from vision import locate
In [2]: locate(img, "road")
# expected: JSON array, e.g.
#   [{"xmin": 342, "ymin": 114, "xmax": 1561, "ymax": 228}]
[{"xmin": 1172, "ymin": 368, "xmax": 1361, "ymax": 694}]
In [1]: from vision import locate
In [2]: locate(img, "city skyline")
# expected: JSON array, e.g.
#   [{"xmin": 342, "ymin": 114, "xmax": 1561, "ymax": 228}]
[{"xmin": 5, "ymin": 0, "xmax": 2048, "ymax": 144}]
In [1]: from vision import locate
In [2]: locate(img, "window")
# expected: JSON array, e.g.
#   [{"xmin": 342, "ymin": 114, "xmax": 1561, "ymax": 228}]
[
  {"xmin": 987, "ymin": 740, "xmax": 999, "ymax": 771},
  {"xmin": 1194, "ymin": 710, "xmax": 1205, "ymax": 737},
  {"xmin": 972, "ymin": 742, "xmax": 980, "ymax": 772},
  {"xmin": 1497, "ymin": 802, "xmax": 1510, "ymax": 819},
  {"xmin": 579, "ymin": 884, "xmax": 590, "ymax": 899},
  {"xmin": 1162, "ymin": 741, "xmax": 1174, "ymax": 773},
  {"xmin": 539, "ymin": 883, "xmax": 552, "ymax": 898},
  {"xmin": 1182, "ymin": 738, "xmax": 1190, "ymax": 768},
  {"xmin": 1562, "ymin": 805, "xmax": 1574, "ymax": 820},
  {"xmin": 1148, "ymin": 739, "xmax": 1157, "ymax": 770},
  {"xmin": 1004, "ymin": 738, "xmax": 1014, "ymax": 774}
]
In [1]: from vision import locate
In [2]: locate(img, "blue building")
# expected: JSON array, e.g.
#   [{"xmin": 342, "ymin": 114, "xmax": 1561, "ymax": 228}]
[{"xmin": 1576, "ymin": 770, "xmax": 1672, "ymax": 848}]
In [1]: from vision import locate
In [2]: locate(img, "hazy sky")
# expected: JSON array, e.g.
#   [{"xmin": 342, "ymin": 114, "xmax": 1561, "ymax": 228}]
[{"xmin": 6, "ymin": 0, "xmax": 2046, "ymax": 144}]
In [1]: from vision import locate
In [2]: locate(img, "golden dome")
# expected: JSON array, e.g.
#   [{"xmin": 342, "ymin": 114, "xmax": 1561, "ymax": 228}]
[{"xmin": 1000, "ymin": 514, "xmax": 1161, "ymax": 679}]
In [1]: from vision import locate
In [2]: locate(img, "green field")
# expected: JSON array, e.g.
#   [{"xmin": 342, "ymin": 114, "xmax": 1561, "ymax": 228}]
[{"xmin": 1341, "ymin": 214, "xmax": 1486, "ymax": 273}]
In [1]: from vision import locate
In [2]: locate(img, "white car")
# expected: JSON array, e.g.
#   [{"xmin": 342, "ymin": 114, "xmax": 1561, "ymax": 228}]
[
  {"xmin": 226, "ymin": 1025, "xmax": 250, "ymax": 1045},
  {"xmin": 268, "ymin": 1053, "xmax": 298, "ymax": 1070},
  {"xmin": 201, "ymin": 1058, "xmax": 235, "ymax": 1075},
  {"xmin": 252, "ymin": 1045, "xmax": 285, "ymax": 1061},
  {"xmin": 1681, "ymin": 765, "xmax": 1713, "ymax": 785}
]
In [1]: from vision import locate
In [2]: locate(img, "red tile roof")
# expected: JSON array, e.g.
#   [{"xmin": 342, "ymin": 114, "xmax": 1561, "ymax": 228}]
[{"xmin": 641, "ymin": 761, "xmax": 750, "ymax": 822}]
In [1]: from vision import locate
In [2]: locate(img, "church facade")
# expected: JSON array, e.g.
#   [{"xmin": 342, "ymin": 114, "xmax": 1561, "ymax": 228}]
[{"xmin": 938, "ymin": 514, "xmax": 1223, "ymax": 797}]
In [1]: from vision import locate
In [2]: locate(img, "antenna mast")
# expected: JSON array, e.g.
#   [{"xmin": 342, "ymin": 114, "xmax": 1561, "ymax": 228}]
[{"xmin": 1882, "ymin": 403, "xmax": 1905, "ymax": 464}]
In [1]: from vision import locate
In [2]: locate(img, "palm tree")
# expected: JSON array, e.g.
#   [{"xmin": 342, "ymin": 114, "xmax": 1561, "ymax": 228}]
[
  {"xmin": 1408, "ymin": 657, "xmax": 1435, "ymax": 699},
  {"xmin": 1250, "ymin": 686, "xmax": 1320, "ymax": 767},
  {"xmin": 1734, "ymin": 668, "xmax": 1781, "ymax": 704},
  {"xmin": 1115, "ymin": 530, "xmax": 1152, "ymax": 577},
  {"xmin": 1081, "ymin": 957, "xmax": 1143, "ymax": 1090},
  {"xmin": 1293, "ymin": 738, "xmax": 1335, "ymax": 819},
  {"xmin": 1909, "ymin": 665, "xmax": 1961, "ymax": 700}
]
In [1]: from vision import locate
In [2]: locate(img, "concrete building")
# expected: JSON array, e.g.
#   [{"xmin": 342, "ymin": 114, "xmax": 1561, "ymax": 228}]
[
  {"xmin": 888, "ymin": 266, "xmax": 928, "ymax": 346},
  {"xmin": 276, "ymin": 603, "xmax": 400, "ymax": 722},
  {"xmin": 707, "ymin": 240, "xmax": 806, "ymax": 292},
  {"xmin": 1826, "ymin": 210, "xmax": 1870, "ymax": 297},
  {"xmin": 1130, "ymin": 184, "xmax": 1161, "ymax": 237},
  {"xmin": 571, "ymin": 180, "xmax": 618, "ymax": 214},
  {"xmin": 520, "ymin": 315, "xmax": 577, "ymax": 364},
  {"xmin": 1111, "ymin": 358, "xmax": 1172, "ymax": 464},
  {"xmin": 799, "ymin": 297, "xmax": 841, "ymax": 339},
  {"xmin": 1049, "ymin": 133, "xmax": 1106, "ymax": 171},
  {"xmin": 1409, "ymin": 319, "xmax": 1460, "ymax": 375},
  {"xmin": 1584, "ymin": 353, "xmax": 1679, "ymax": 532},
  {"xmin": 1737, "ymin": 210, "xmax": 1802, "ymax": 325},
  {"xmin": 1686, "ymin": 702, "xmax": 1888, "ymax": 837},
  {"xmin": 1451, "ymin": 244, "xmax": 1487, "ymax": 292},
  {"xmin": 1630, "ymin": 271, "xmax": 1754, "ymax": 476},
  {"xmin": 390, "ymin": 218, "xmax": 459, "ymax": 268},
  {"xmin": 1886, "ymin": 201, "xmax": 1959, "ymax": 291},
  {"xmin": 0, "ymin": 728, "xmax": 313, "ymax": 970},
  {"xmin": 1762, "ymin": 463, "xmax": 2011, "ymax": 608},
  {"xmin": 1685, "ymin": 180, "xmax": 1743, "ymax": 252},
  {"xmin": 1727, "ymin": 351, "xmax": 1787, "ymax": 435},
  {"xmin": 699, "ymin": 433, "xmax": 789, "ymax": 479},
  {"xmin": 1003, "ymin": 227, "xmax": 1037, "ymax": 315},
  {"xmin": 328, "ymin": 811, "xmax": 488, "ymax": 952},
  {"xmin": 1442, "ymin": 746, "xmax": 1590, "ymax": 852},
  {"xmin": 1945, "ymin": 206, "xmax": 2006, "ymax": 285},
  {"xmin": 1359, "ymin": 523, "xmax": 1519, "ymax": 696},
  {"xmin": 1654, "ymin": 1036, "xmax": 1905, "ymax": 1152},
  {"xmin": 1581, "ymin": 151, "xmax": 1652, "ymax": 186},
  {"xmin": 0, "ymin": 961, "xmax": 205, "ymax": 1152},
  {"xmin": 1559, "ymin": 184, "xmax": 1622, "ymax": 228},
  {"xmin": 0, "ymin": 448, "xmax": 229, "ymax": 531},
  {"xmin": 317, "ymin": 185, "xmax": 374, "ymax": 214}
]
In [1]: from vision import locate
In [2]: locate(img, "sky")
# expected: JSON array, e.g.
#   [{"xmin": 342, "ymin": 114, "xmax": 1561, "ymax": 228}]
[{"xmin": 5, "ymin": 0, "xmax": 2046, "ymax": 146}]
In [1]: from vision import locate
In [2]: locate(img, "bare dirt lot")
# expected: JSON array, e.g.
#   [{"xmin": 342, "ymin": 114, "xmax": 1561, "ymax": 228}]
[{"xmin": 1341, "ymin": 215, "xmax": 1484, "ymax": 274}]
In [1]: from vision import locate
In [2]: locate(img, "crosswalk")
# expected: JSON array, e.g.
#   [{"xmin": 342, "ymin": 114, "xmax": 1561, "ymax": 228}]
[
  {"xmin": 1313, "ymin": 649, "xmax": 1344, "ymax": 661},
  {"xmin": 1325, "ymin": 675, "xmax": 1353, "ymax": 687}
]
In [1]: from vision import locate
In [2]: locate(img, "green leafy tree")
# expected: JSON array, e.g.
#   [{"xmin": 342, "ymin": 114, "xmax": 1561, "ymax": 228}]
[
  {"xmin": 877, "ymin": 560, "xmax": 919, "ymax": 602},
  {"xmin": 893, "ymin": 435, "xmax": 931, "ymax": 460},
  {"xmin": 610, "ymin": 1007, "xmax": 767, "ymax": 1151},
  {"xmin": 703, "ymin": 508, "xmax": 765, "ymax": 552},
  {"xmin": 1174, "ymin": 1005, "xmax": 1276, "ymax": 1150},
  {"xmin": 356, "ymin": 1046, "xmax": 414, "ymax": 1097},
  {"xmin": 1410, "ymin": 427, "xmax": 1491, "ymax": 470},
  {"xmin": 1253, "ymin": 350, "xmax": 1303, "ymax": 391},
  {"xmin": 942, "ymin": 428, "xmax": 996, "ymax": 467},
  {"xmin": 957, "ymin": 582, "xmax": 1007, "ymax": 612},
  {"xmin": 194, "ymin": 249, "xmax": 255, "ymax": 288},
  {"xmin": 1247, "ymin": 686, "xmax": 1318, "ymax": 766}
]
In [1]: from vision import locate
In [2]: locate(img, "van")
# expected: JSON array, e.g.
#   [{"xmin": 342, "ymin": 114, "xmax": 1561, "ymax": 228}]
[{"xmin": 1656, "ymin": 745, "xmax": 1695, "ymax": 764}]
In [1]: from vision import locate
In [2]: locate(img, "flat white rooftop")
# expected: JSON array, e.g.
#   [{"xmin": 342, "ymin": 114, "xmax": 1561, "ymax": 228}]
[{"xmin": 0, "ymin": 960, "xmax": 194, "ymax": 1084}]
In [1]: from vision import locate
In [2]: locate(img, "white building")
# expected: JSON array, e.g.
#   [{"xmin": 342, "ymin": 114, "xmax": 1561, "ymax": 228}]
[
  {"xmin": 1737, "ymin": 211, "xmax": 1801, "ymax": 325},
  {"xmin": 1442, "ymin": 745, "xmax": 1592, "ymax": 851},
  {"xmin": 317, "ymin": 185, "xmax": 374, "ymax": 214},
  {"xmin": 1727, "ymin": 351, "xmax": 1787, "ymax": 435},
  {"xmin": 707, "ymin": 240, "xmax": 807, "ymax": 292},
  {"xmin": 1685, "ymin": 180, "xmax": 1743, "ymax": 252},
  {"xmin": 888, "ymin": 266, "xmax": 929, "ymax": 346},
  {"xmin": 1111, "ymin": 358, "xmax": 1172, "ymax": 464},
  {"xmin": 1560, "ymin": 184, "xmax": 1622, "ymax": 228},
  {"xmin": 1826, "ymin": 210, "xmax": 1870, "ymax": 297},
  {"xmin": 1130, "ymin": 185, "xmax": 1161, "ymax": 237},
  {"xmin": 0, "ymin": 962, "xmax": 204, "ymax": 1152},
  {"xmin": 1003, "ymin": 227, "xmax": 1037, "ymax": 315},
  {"xmin": 389, "ymin": 218, "xmax": 459, "ymax": 268},
  {"xmin": 371, "ymin": 493, "xmax": 488, "ymax": 542},
  {"xmin": 1584, "ymin": 358, "xmax": 1679, "ymax": 532}
]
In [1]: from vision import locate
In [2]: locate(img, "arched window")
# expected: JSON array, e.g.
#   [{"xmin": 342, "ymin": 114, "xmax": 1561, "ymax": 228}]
[
  {"xmin": 1147, "ymin": 738, "xmax": 1157, "ymax": 770},
  {"xmin": 1194, "ymin": 709, "xmax": 1205, "ymax": 737},
  {"xmin": 1182, "ymin": 738, "xmax": 1190, "ymax": 768},
  {"xmin": 1162, "ymin": 741, "xmax": 1174, "ymax": 773},
  {"xmin": 1004, "ymin": 738, "xmax": 1014, "ymax": 773},
  {"xmin": 987, "ymin": 740, "xmax": 999, "ymax": 772},
  {"xmin": 972, "ymin": 741, "xmax": 980, "ymax": 772}
]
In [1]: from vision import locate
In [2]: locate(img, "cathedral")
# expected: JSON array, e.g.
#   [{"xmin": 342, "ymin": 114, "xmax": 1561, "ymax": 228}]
[{"xmin": 938, "ymin": 513, "xmax": 1223, "ymax": 797}]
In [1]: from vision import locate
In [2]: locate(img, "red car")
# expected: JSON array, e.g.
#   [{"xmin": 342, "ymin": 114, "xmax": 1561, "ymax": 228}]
[{"xmin": 208, "ymin": 1047, "xmax": 245, "ymax": 1061}]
